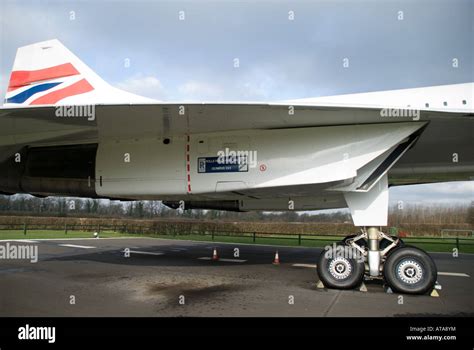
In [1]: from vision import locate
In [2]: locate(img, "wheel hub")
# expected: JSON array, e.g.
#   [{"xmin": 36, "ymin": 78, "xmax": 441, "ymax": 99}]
[
  {"xmin": 397, "ymin": 259, "xmax": 423, "ymax": 284},
  {"xmin": 329, "ymin": 257, "xmax": 352, "ymax": 280}
]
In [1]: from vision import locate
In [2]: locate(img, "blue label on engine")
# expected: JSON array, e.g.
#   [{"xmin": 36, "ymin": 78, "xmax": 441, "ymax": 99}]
[{"xmin": 198, "ymin": 156, "xmax": 248, "ymax": 173}]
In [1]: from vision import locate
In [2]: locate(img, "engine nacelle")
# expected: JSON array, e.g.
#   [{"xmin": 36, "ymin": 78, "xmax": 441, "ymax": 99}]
[{"xmin": 0, "ymin": 144, "xmax": 98, "ymax": 198}]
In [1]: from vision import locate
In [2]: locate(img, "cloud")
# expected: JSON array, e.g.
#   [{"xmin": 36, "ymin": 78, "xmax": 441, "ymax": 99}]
[
  {"xmin": 1, "ymin": 0, "xmax": 472, "ymax": 206},
  {"xmin": 116, "ymin": 75, "xmax": 166, "ymax": 100},
  {"xmin": 235, "ymin": 67, "xmax": 277, "ymax": 100},
  {"xmin": 1, "ymin": 0, "xmax": 472, "ymax": 102},
  {"xmin": 389, "ymin": 181, "xmax": 474, "ymax": 205},
  {"xmin": 178, "ymin": 80, "xmax": 223, "ymax": 100},
  {"xmin": 426, "ymin": 182, "xmax": 474, "ymax": 195}
]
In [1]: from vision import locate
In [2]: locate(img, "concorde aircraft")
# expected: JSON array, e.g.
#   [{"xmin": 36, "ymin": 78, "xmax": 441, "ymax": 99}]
[{"xmin": 1, "ymin": 39, "xmax": 472, "ymax": 294}]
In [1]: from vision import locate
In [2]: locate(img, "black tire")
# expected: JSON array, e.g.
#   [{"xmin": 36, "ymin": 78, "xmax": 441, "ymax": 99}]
[
  {"xmin": 383, "ymin": 246, "xmax": 437, "ymax": 295},
  {"xmin": 317, "ymin": 244, "xmax": 365, "ymax": 289}
]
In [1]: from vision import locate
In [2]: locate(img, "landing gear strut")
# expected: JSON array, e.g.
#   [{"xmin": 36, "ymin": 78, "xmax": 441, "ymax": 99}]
[
  {"xmin": 319, "ymin": 173, "xmax": 438, "ymax": 294},
  {"xmin": 317, "ymin": 227, "xmax": 437, "ymax": 294}
]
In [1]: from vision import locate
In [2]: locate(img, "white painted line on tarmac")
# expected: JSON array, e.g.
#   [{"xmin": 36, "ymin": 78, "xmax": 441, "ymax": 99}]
[
  {"xmin": 438, "ymin": 272, "xmax": 470, "ymax": 277},
  {"xmin": 59, "ymin": 244, "xmax": 96, "ymax": 249},
  {"xmin": 288, "ymin": 265, "xmax": 469, "ymax": 277},
  {"xmin": 125, "ymin": 250, "xmax": 165, "ymax": 256},
  {"xmin": 292, "ymin": 263, "xmax": 317, "ymax": 268},
  {"xmin": 198, "ymin": 257, "xmax": 247, "ymax": 263},
  {"xmin": 2, "ymin": 240, "xmax": 39, "ymax": 243},
  {"xmin": 170, "ymin": 248, "xmax": 188, "ymax": 252},
  {"xmin": 0, "ymin": 237, "xmax": 149, "ymax": 242},
  {"xmin": 2, "ymin": 240, "xmax": 40, "ymax": 243}
]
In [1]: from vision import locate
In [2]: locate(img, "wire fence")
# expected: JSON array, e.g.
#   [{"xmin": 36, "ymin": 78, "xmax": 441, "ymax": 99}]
[{"xmin": 1, "ymin": 223, "xmax": 473, "ymax": 252}]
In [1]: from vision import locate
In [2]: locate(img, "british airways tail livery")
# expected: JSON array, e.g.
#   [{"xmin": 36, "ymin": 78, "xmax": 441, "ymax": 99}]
[{"xmin": 4, "ymin": 39, "xmax": 154, "ymax": 106}]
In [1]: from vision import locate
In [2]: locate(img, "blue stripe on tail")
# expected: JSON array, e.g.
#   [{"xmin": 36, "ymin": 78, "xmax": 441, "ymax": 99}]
[{"xmin": 6, "ymin": 82, "xmax": 62, "ymax": 104}]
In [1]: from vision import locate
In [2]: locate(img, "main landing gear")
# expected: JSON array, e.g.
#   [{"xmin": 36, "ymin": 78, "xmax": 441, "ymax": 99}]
[{"xmin": 317, "ymin": 227, "xmax": 438, "ymax": 295}]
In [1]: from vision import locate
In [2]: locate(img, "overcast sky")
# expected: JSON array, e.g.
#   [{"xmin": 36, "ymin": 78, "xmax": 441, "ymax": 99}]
[{"xmin": 0, "ymin": 0, "xmax": 473, "ymax": 205}]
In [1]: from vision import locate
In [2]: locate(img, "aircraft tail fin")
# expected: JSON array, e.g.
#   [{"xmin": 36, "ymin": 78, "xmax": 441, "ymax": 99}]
[{"xmin": 4, "ymin": 39, "xmax": 155, "ymax": 106}]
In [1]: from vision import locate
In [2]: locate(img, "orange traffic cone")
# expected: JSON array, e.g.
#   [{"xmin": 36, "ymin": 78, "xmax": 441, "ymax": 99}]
[
  {"xmin": 273, "ymin": 251, "xmax": 280, "ymax": 265},
  {"xmin": 212, "ymin": 248, "xmax": 219, "ymax": 261}
]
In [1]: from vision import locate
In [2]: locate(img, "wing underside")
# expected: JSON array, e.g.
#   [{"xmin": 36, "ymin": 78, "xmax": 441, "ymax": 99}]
[{"xmin": 0, "ymin": 103, "xmax": 472, "ymax": 209}]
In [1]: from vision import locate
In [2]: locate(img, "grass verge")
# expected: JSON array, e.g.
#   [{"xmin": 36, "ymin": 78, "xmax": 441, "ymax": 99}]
[{"xmin": 0, "ymin": 230, "xmax": 472, "ymax": 253}]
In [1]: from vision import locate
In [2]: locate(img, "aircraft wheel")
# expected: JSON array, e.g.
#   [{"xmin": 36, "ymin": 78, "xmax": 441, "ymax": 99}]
[
  {"xmin": 317, "ymin": 245, "xmax": 365, "ymax": 289},
  {"xmin": 383, "ymin": 246, "xmax": 437, "ymax": 295}
]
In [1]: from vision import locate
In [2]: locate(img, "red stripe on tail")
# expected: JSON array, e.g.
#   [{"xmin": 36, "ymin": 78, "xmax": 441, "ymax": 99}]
[
  {"xmin": 8, "ymin": 63, "xmax": 80, "ymax": 91},
  {"xmin": 30, "ymin": 79, "xmax": 94, "ymax": 105}
]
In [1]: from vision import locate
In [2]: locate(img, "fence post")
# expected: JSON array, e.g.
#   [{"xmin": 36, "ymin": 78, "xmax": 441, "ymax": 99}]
[
  {"xmin": 65, "ymin": 224, "xmax": 68, "ymax": 235},
  {"xmin": 298, "ymin": 234, "xmax": 301, "ymax": 246},
  {"xmin": 253, "ymin": 232, "xmax": 256, "ymax": 243},
  {"xmin": 23, "ymin": 223, "xmax": 27, "ymax": 235},
  {"xmin": 456, "ymin": 236, "xmax": 460, "ymax": 252},
  {"xmin": 98, "ymin": 224, "xmax": 101, "ymax": 234}
]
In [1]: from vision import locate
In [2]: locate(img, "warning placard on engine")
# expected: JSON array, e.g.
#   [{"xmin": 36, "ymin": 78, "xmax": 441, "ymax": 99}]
[{"xmin": 197, "ymin": 157, "xmax": 248, "ymax": 173}]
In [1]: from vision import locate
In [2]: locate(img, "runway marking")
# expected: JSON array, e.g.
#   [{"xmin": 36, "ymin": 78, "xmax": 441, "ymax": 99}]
[
  {"xmin": 1, "ymin": 239, "xmax": 39, "ymax": 243},
  {"xmin": 170, "ymin": 248, "xmax": 187, "ymax": 252},
  {"xmin": 291, "ymin": 265, "xmax": 469, "ymax": 278},
  {"xmin": 198, "ymin": 257, "xmax": 247, "ymax": 263},
  {"xmin": 125, "ymin": 250, "xmax": 165, "ymax": 256},
  {"xmin": 290, "ymin": 265, "xmax": 469, "ymax": 277},
  {"xmin": 438, "ymin": 272, "xmax": 470, "ymax": 277},
  {"xmin": 59, "ymin": 244, "xmax": 96, "ymax": 249},
  {"xmin": 0, "ymin": 237, "xmax": 149, "ymax": 242},
  {"xmin": 11, "ymin": 240, "xmax": 39, "ymax": 243},
  {"xmin": 292, "ymin": 263, "xmax": 317, "ymax": 268}
]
